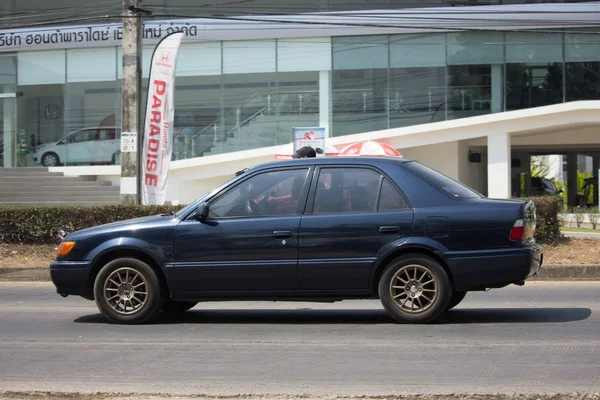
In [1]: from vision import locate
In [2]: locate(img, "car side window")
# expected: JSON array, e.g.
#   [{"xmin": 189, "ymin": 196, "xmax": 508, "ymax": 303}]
[
  {"xmin": 208, "ymin": 168, "xmax": 309, "ymax": 219},
  {"xmin": 378, "ymin": 179, "xmax": 409, "ymax": 211},
  {"xmin": 313, "ymin": 168, "xmax": 380, "ymax": 214}
]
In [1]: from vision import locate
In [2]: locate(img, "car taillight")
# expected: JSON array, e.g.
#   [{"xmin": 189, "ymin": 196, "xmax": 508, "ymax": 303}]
[{"xmin": 510, "ymin": 218, "xmax": 535, "ymax": 241}]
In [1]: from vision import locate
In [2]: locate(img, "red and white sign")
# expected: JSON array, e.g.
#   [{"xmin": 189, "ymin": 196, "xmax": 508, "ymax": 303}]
[
  {"xmin": 339, "ymin": 141, "xmax": 402, "ymax": 157},
  {"xmin": 141, "ymin": 32, "xmax": 184, "ymax": 205}
]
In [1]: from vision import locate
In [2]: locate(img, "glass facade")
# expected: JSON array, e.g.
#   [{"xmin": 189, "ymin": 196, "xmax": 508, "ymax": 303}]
[{"xmin": 1, "ymin": 28, "xmax": 600, "ymax": 167}]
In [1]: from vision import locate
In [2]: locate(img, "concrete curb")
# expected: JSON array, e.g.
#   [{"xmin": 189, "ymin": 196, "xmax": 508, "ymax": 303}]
[{"xmin": 1, "ymin": 264, "xmax": 600, "ymax": 282}]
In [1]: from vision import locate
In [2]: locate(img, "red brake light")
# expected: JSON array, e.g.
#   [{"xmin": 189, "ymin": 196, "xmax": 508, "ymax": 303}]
[
  {"xmin": 510, "ymin": 219, "xmax": 525, "ymax": 241},
  {"xmin": 510, "ymin": 218, "xmax": 534, "ymax": 241}
]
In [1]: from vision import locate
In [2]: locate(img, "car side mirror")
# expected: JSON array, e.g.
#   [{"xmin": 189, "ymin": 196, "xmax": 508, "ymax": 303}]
[{"xmin": 195, "ymin": 202, "xmax": 209, "ymax": 221}]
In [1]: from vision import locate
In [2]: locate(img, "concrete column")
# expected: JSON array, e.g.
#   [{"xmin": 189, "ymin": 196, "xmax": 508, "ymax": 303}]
[
  {"xmin": 487, "ymin": 131, "xmax": 511, "ymax": 199},
  {"xmin": 319, "ymin": 71, "xmax": 331, "ymax": 139},
  {"xmin": 491, "ymin": 64, "xmax": 503, "ymax": 113},
  {"xmin": 520, "ymin": 154, "xmax": 532, "ymax": 197},
  {"xmin": 567, "ymin": 152, "xmax": 578, "ymax": 208},
  {"xmin": 2, "ymin": 93, "xmax": 16, "ymax": 168},
  {"xmin": 593, "ymin": 156, "xmax": 599, "ymax": 207}
]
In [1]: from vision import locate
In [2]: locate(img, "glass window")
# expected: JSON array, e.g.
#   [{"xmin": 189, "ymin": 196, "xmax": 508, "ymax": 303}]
[
  {"xmin": 223, "ymin": 40, "xmax": 276, "ymax": 75},
  {"xmin": 447, "ymin": 64, "xmax": 500, "ymax": 119},
  {"xmin": 277, "ymin": 37, "xmax": 332, "ymax": 72},
  {"xmin": 313, "ymin": 168, "xmax": 380, "ymax": 214},
  {"xmin": 505, "ymin": 32, "xmax": 563, "ymax": 64},
  {"xmin": 67, "ymin": 48, "xmax": 117, "ymax": 83},
  {"xmin": 177, "ymin": 42, "xmax": 222, "ymax": 77},
  {"xmin": 403, "ymin": 161, "xmax": 481, "ymax": 199},
  {"xmin": 378, "ymin": 179, "xmax": 409, "ymax": 211},
  {"xmin": 506, "ymin": 63, "xmax": 563, "ymax": 110},
  {"xmin": 388, "ymin": 66, "xmax": 446, "ymax": 127},
  {"xmin": 18, "ymin": 50, "xmax": 66, "ymax": 85},
  {"xmin": 566, "ymin": 62, "xmax": 600, "ymax": 101},
  {"xmin": 390, "ymin": 34, "xmax": 445, "ymax": 68},
  {"xmin": 566, "ymin": 32, "xmax": 600, "ymax": 63},
  {"xmin": 447, "ymin": 32, "xmax": 504, "ymax": 66},
  {"xmin": 332, "ymin": 36, "xmax": 388, "ymax": 70},
  {"xmin": 209, "ymin": 168, "xmax": 309, "ymax": 218}
]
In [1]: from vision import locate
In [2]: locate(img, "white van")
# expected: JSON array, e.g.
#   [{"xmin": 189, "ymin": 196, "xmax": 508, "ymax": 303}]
[{"xmin": 33, "ymin": 127, "xmax": 121, "ymax": 167}]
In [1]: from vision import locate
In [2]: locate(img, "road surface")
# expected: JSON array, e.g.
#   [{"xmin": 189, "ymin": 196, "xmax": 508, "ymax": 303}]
[{"xmin": 0, "ymin": 282, "xmax": 598, "ymax": 396}]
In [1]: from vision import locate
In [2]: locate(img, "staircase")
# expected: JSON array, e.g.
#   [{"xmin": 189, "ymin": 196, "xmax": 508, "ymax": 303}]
[
  {"xmin": 202, "ymin": 114, "xmax": 318, "ymax": 157},
  {"xmin": 0, "ymin": 168, "xmax": 120, "ymax": 207}
]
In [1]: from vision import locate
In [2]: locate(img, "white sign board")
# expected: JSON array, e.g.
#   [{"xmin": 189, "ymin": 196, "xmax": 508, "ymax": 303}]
[{"xmin": 292, "ymin": 127, "xmax": 326, "ymax": 157}]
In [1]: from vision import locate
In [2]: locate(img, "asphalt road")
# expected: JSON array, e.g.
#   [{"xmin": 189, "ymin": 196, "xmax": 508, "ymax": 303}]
[{"xmin": 0, "ymin": 282, "xmax": 599, "ymax": 396}]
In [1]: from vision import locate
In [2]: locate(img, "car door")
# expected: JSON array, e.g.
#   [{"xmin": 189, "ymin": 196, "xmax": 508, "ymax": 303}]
[
  {"xmin": 298, "ymin": 166, "xmax": 414, "ymax": 291},
  {"xmin": 170, "ymin": 166, "xmax": 312, "ymax": 294},
  {"xmin": 91, "ymin": 127, "xmax": 119, "ymax": 164},
  {"xmin": 64, "ymin": 129, "xmax": 94, "ymax": 165}
]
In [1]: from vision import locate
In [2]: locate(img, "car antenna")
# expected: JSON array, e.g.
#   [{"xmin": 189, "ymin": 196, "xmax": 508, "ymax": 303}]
[{"xmin": 235, "ymin": 168, "xmax": 248, "ymax": 176}]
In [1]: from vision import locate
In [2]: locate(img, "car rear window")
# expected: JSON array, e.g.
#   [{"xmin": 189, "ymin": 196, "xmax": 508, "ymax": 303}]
[{"xmin": 403, "ymin": 161, "xmax": 481, "ymax": 199}]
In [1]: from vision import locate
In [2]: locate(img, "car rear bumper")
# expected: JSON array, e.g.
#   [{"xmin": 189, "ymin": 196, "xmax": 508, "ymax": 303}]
[
  {"xmin": 445, "ymin": 245, "xmax": 543, "ymax": 291},
  {"xmin": 50, "ymin": 261, "xmax": 94, "ymax": 300}
]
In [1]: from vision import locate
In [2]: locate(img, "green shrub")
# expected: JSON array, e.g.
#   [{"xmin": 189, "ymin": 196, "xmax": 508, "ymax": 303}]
[
  {"xmin": 0, "ymin": 205, "xmax": 183, "ymax": 244},
  {"xmin": 517, "ymin": 196, "xmax": 562, "ymax": 243}
]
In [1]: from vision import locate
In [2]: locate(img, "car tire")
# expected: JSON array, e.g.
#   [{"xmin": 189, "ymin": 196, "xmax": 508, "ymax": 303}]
[
  {"xmin": 161, "ymin": 301, "xmax": 198, "ymax": 313},
  {"xmin": 378, "ymin": 254, "xmax": 451, "ymax": 324},
  {"xmin": 41, "ymin": 152, "xmax": 60, "ymax": 167},
  {"xmin": 93, "ymin": 257, "xmax": 162, "ymax": 324},
  {"xmin": 446, "ymin": 291, "xmax": 467, "ymax": 311}
]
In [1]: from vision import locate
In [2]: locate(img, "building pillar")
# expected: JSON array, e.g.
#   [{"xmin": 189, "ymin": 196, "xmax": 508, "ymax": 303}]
[
  {"xmin": 487, "ymin": 131, "xmax": 511, "ymax": 199},
  {"xmin": 2, "ymin": 92, "xmax": 16, "ymax": 168},
  {"xmin": 491, "ymin": 64, "xmax": 503, "ymax": 114},
  {"xmin": 516, "ymin": 153, "xmax": 531, "ymax": 197},
  {"xmin": 567, "ymin": 152, "xmax": 578, "ymax": 208},
  {"xmin": 319, "ymin": 71, "xmax": 331, "ymax": 139},
  {"xmin": 593, "ymin": 156, "xmax": 599, "ymax": 207}
]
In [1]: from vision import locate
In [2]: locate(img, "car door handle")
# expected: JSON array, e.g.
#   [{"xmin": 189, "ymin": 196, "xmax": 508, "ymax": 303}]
[
  {"xmin": 379, "ymin": 226, "xmax": 400, "ymax": 234},
  {"xmin": 273, "ymin": 231, "xmax": 293, "ymax": 239}
]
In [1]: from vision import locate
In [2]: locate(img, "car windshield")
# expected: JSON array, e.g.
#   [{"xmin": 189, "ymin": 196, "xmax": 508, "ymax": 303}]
[{"xmin": 403, "ymin": 161, "xmax": 481, "ymax": 199}]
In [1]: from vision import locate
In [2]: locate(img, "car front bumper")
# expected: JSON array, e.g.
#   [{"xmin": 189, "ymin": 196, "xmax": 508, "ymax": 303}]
[
  {"xmin": 445, "ymin": 244, "xmax": 543, "ymax": 291},
  {"xmin": 50, "ymin": 261, "xmax": 94, "ymax": 300}
]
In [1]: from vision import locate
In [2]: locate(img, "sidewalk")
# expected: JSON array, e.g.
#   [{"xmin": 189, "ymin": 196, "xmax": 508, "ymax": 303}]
[{"xmin": 1, "ymin": 264, "xmax": 600, "ymax": 282}]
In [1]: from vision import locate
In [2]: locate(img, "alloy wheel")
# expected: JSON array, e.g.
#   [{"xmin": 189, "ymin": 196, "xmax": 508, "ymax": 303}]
[
  {"xmin": 103, "ymin": 267, "xmax": 148, "ymax": 315},
  {"xmin": 389, "ymin": 264, "xmax": 438, "ymax": 314}
]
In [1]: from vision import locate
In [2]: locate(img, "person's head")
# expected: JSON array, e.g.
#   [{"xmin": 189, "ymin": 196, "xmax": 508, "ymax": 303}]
[{"xmin": 293, "ymin": 146, "xmax": 317, "ymax": 159}]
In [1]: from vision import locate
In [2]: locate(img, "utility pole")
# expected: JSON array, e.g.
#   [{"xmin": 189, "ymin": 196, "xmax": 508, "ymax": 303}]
[{"xmin": 120, "ymin": 0, "xmax": 143, "ymax": 204}]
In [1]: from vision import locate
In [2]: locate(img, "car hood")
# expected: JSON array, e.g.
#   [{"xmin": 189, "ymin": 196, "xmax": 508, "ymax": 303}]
[{"xmin": 66, "ymin": 214, "xmax": 177, "ymax": 240}]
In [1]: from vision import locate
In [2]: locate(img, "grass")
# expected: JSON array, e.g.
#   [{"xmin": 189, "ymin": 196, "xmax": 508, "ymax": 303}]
[{"xmin": 561, "ymin": 227, "xmax": 600, "ymax": 233}]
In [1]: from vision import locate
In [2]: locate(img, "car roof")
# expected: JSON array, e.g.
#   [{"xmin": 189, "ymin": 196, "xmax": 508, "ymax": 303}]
[{"xmin": 249, "ymin": 156, "xmax": 412, "ymax": 172}]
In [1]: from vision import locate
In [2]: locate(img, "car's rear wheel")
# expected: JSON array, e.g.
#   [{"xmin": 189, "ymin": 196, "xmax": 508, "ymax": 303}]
[
  {"xmin": 161, "ymin": 301, "xmax": 198, "ymax": 313},
  {"xmin": 378, "ymin": 255, "xmax": 451, "ymax": 324},
  {"xmin": 446, "ymin": 291, "xmax": 468, "ymax": 310},
  {"xmin": 41, "ymin": 152, "xmax": 60, "ymax": 167},
  {"xmin": 93, "ymin": 258, "xmax": 162, "ymax": 324}
]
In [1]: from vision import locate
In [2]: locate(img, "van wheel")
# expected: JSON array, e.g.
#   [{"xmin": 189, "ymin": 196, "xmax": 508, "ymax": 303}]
[
  {"xmin": 93, "ymin": 258, "xmax": 162, "ymax": 324},
  {"xmin": 378, "ymin": 255, "xmax": 451, "ymax": 324},
  {"xmin": 41, "ymin": 152, "xmax": 60, "ymax": 167},
  {"xmin": 161, "ymin": 301, "xmax": 198, "ymax": 313},
  {"xmin": 447, "ymin": 291, "xmax": 468, "ymax": 310}
]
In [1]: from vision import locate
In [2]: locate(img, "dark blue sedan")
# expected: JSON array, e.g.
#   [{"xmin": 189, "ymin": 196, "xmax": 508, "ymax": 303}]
[{"xmin": 51, "ymin": 157, "xmax": 542, "ymax": 324}]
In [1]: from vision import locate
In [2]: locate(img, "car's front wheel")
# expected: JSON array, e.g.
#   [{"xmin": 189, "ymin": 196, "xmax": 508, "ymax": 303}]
[
  {"xmin": 93, "ymin": 258, "xmax": 162, "ymax": 324},
  {"xmin": 161, "ymin": 301, "xmax": 198, "ymax": 313},
  {"xmin": 41, "ymin": 152, "xmax": 60, "ymax": 167},
  {"xmin": 378, "ymin": 255, "xmax": 451, "ymax": 324}
]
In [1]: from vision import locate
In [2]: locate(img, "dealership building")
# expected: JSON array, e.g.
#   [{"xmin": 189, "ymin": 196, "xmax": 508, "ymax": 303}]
[{"xmin": 1, "ymin": 0, "xmax": 599, "ymax": 206}]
